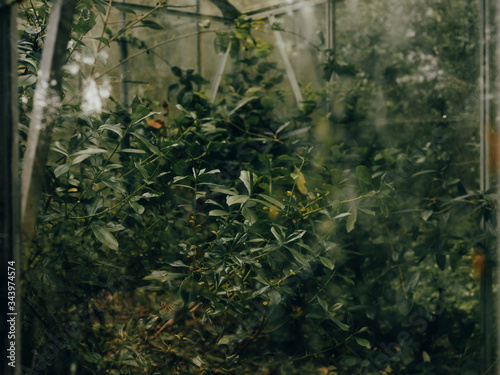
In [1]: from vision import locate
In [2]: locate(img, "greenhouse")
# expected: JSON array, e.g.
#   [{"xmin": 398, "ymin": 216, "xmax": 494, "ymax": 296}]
[{"xmin": 1, "ymin": 0, "xmax": 500, "ymax": 374}]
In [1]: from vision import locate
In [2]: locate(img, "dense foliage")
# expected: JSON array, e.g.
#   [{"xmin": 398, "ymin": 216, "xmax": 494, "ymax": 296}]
[{"xmin": 18, "ymin": 0, "xmax": 496, "ymax": 374}]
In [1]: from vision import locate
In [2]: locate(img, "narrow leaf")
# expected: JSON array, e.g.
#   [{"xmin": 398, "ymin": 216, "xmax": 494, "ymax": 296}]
[
  {"xmin": 239, "ymin": 170, "xmax": 255, "ymax": 195},
  {"xmin": 257, "ymin": 194, "xmax": 285, "ymax": 210},
  {"xmin": 228, "ymin": 96, "xmax": 258, "ymax": 116},
  {"xmin": 139, "ymin": 20, "xmax": 163, "ymax": 30},
  {"xmin": 93, "ymin": 37, "xmax": 110, "ymax": 48},
  {"xmin": 227, "ymin": 195, "xmax": 249, "ymax": 206},
  {"xmin": 131, "ymin": 132, "xmax": 163, "ymax": 156},
  {"xmin": 54, "ymin": 164, "xmax": 70, "ymax": 178},
  {"xmin": 346, "ymin": 209, "xmax": 357, "ymax": 232},
  {"xmin": 356, "ymin": 165, "xmax": 373, "ymax": 186},
  {"xmin": 331, "ymin": 317, "xmax": 350, "ymax": 332},
  {"xmin": 355, "ymin": 337, "xmax": 371, "ymax": 348},
  {"xmin": 92, "ymin": 226, "xmax": 119, "ymax": 250},
  {"xmin": 209, "ymin": 210, "xmax": 229, "ymax": 217},
  {"xmin": 320, "ymin": 256, "xmax": 335, "ymax": 270},
  {"xmin": 271, "ymin": 227, "xmax": 283, "ymax": 246}
]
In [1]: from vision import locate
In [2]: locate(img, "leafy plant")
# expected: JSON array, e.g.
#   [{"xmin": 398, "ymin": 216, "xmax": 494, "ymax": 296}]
[{"xmin": 18, "ymin": 1, "xmax": 496, "ymax": 374}]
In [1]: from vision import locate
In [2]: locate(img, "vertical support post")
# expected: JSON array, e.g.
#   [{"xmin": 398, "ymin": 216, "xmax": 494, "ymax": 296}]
[
  {"xmin": 271, "ymin": 15, "xmax": 304, "ymax": 109},
  {"xmin": 479, "ymin": 0, "xmax": 495, "ymax": 374},
  {"xmin": 326, "ymin": 0, "xmax": 335, "ymax": 115},
  {"xmin": 326, "ymin": 0, "xmax": 335, "ymax": 55},
  {"xmin": 496, "ymin": 1, "xmax": 500, "ymax": 372},
  {"xmin": 21, "ymin": 0, "xmax": 77, "ymax": 249},
  {"xmin": 210, "ymin": 42, "xmax": 231, "ymax": 103},
  {"xmin": 0, "ymin": 1, "xmax": 21, "ymax": 374},
  {"xmin": 196, "ymin": 0, "xmax": 203, "ymax": 82},
  {"xmin": 480, "ymin": 0, "xmax": 490, "ymax": 194},
  {"xmin": 119, "ymin": 10, "xmax": 129, "ymax": 107}
]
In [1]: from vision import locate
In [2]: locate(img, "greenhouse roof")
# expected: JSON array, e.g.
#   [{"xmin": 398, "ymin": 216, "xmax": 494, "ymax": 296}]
[{"xmin": 124, "ymin": 0, "xmax": 327, "ymax": 20}]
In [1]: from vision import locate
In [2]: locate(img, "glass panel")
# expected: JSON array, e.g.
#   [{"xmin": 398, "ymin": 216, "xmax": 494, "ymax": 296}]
[{"xmin": 16, "ymin": 0, "xmax": 498, "ymax": 374}]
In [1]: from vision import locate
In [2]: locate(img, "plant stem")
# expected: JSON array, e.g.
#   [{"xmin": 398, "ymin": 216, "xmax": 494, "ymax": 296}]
[
  {"xmin": 90, "ymin": 0, "xmax": 114, "ymax": 76},
  {"xmin": 101, "ymin": 0, "xmax": 168, "ymax": 51},
  {"xmin": 95, "ymin": 28, "xmax": 230, "ymax": 79}
]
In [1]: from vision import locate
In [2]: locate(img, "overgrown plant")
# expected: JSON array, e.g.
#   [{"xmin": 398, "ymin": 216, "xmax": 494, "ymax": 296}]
[{"xmin": 18, "ymin": 1, "xmax": 496, "ymax": 374}]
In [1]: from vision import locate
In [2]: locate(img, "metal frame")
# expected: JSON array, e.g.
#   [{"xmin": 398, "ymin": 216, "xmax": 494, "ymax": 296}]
[
  {"xmin": 208, "ymin": 0, "xmax": 330, "ymax": 105},
  {"xmin": 0, "ymin": 2, "xmax": 21, "ymax": 374},
  {"xmin": 479, "ymin": 0, "xmax": 496, "ymax": 373},
  {"xmin": 21, "ymin": 0, "xmax": 77, "ymax": 247}
]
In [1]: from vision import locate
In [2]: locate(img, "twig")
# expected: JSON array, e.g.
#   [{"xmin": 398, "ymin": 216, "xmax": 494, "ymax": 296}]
[{"xmin": 95, "ymin": 28, "xmax": 230, "ymax": 79}]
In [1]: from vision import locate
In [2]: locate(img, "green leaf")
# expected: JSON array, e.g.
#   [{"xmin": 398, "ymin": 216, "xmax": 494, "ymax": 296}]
[
  {"xmin": 139, "ymin": 20, "xmax": 163, "ymax": 30},
  {"xmin": 355, "ymin": 337, "xmax": 371, "ymax": 348},
  {"xmin": 271, "ymin": 227, "xmax": 284, "ymax": 246},
  {"xmin": 268, "ymin": 289, "xmax": 282, "ymax": 304},
  {"xmin": 240, "ymin": 170, "xmax": 256, "ymax": 195},
  {"xmin": 346, "ymin": 209, "xmax": 357, "ymax": 232},
  {"xmin": 331, "ymin": 317, "xmax": 350, "ymax": 332},
  {"xmin": 379, "ymin": 202, "xmax": 389, "ymax": 217},
  {"xmin": 227, "ymin": 194, "xmax": 249, "ymax": 206},
  {"xmin": 317, "ymin": 296, "xmax": 328, "ymax": 311},
  {"xmin": 72, "ymin": 148, "xmax": 107, "ymax": 165},
  {"xmin": 169, "ymin": 260, "xmax": 189, "ymax": 268},
  {"xmin": 119, "ymin": 148, "xmax": 146, "ymax": 154},
  {"xmin": 93, "ymin": 37, "xmax": 110, "ymax": 48},
  {"xmin": 218, "ymin": 334, "xmax": 246, "ymax": 345},
  {"xmin": 131, "ymin": 132, "xmax": 163, "ymax": 156},
  {"xmin": 179, "ymin": 274, "xmax": 198, "ymax": 304},
  {"xmin": 320, "ymin": 256, "xmax": 335, "ymax": 270},
  {"xmin": 18, "ymin": 74, "xmax": 37, "ymax": 86},
  {"xmin": 98, "ymin": 123, "xmax": 122, "ymax": 137},
  {"xmin": 113, "ymin": 4, "xmax": 136, "ymax": 14},
  {"xmin": 406, "ymin": 271, "xmax": 421, "ymax": 293},
  {"xmin": 83, "ymin": 352, "xmax": 102, "ymax": 364},
  {"xmin": 285, "ymin": 230, "xmax": 306, "ymax": 244},
  {"xmin": 168, "ymin": 83, "xmax": 180, "ymax": 100},
  {"xmin": 356, "ymin": 165, "xmax": 373, "ymax": 186},
  {"xmin": 129, "ymin": 200, "xmax": 145, "ymax": 215},
  {"xmin": 205, "ymin": 169, "xmax": 221, "ymax": 174},
  {"xmin": 51, "ymin": 141, "xmax": 69, "ymax": 157},
  {"xmin": 359, "ymin": 208, "xmax": 376, "ymax": 216},
  {"xmin": 171, "ymin": 66, "xmax": 182, "ymax": 77},
  {"xmin": 287, "ymin": 247, "xmax": 308, "ymax": 266},
  {"xmin": 135, "ymin": 162, "xmax": 149, "ymax": 180},
  {"xmin": 72, "ymin": 148, "xmax": 108, "ymax": 157},
  {"xmin": 131, "ymin": 105, "xmax": 156, "ymax": 125},
  {"xmin": 436, "ymin": 252, "xmax": 446, "ymax": 271},
  {"xmin": 105, "ymin": 222, "xmax": 125, "ymax": 232},
  {"xmin": 333, "ymin": 212, "xmax": 351, "ymax": 220},
  {"xmin": 242, "ymin": 207, "xmax": 257, "ymax": 225},
  {"xmin": 54, "ymin": 164, "xmax": 70, "ymax": 178},
  {"xmin": 192, "ymin": 355, "xmax": 206, "ymax": 367},
  {"xmin": 143, "ymin": 270, "xmax": 184, "ymax": 282},
  {"xmin": 254, "ymin": 273, "xmax": 270, "ymax": 286},
  {"xmin": 421, "ymin": 210, "xmax": 433, "ymax": 221},
  {"xmin": 257, "ymin": 194, "xmax": 285, "ymax": 210},
  {"xmin": 209, "ymin": 210, "xmax": 229, "ymax": 217},
  {"xmin": 228, "ymin": 96, "xmax": 258, "ymax": 116},
  {"xmin": 92, "ymin": 225, "xmax": 119, "ymax": 250}
]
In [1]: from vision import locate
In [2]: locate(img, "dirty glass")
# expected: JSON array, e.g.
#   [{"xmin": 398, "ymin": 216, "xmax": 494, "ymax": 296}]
[{"xmin": 13, "ymin": 0, "xmax": 499, "ymax": 374}]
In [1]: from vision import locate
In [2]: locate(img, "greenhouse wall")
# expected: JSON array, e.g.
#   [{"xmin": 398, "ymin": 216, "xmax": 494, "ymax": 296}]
[{"xmin": 2, "ymin": 0, "xmax": 499, "ymax": 374}]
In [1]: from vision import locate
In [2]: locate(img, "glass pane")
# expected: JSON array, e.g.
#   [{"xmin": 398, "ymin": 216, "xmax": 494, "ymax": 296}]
[{"xmin": 16, "ymin": 0, "xmax": 498, "ymax": 374}]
